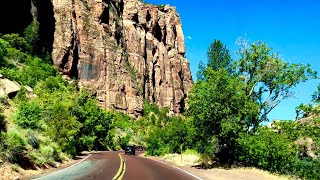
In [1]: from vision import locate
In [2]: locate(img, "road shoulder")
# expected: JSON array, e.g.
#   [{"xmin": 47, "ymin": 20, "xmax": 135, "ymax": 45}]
[
  {"xmin": 22, "ymin": 152, "xmax": 92, "ymax": 180},
  {"xmin": 143, "ymin": 155, "xmax": 290, "ymax": 180}
]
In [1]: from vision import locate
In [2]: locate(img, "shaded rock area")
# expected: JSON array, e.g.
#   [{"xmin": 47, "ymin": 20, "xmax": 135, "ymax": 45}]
[
  {"xmin": 0, "ymin": 0, "xmax": 193, "ymax": 117},
  {"xmin": 0, "ymin": 0, "xmax": 55, "ymax": 53},
  {"xmin": 295, "ymin": 137, "xmax": 318, "ymax": 160}
]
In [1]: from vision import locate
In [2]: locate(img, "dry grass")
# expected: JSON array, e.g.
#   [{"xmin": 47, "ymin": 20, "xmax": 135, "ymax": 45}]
[
  {"xmin": 0, "ymin": 163, "xmax": 25, "ymax": 180},
  {"xmin": 161, "ymin": 152, "xmax": 201, "ymax": 167},
  {"xmin": 157, "ymin": 151, "xmax": 291, "ymax": 180},
  {"xmin": 183, "ymin": 166, "xmax": 292, "ymax": 180}
]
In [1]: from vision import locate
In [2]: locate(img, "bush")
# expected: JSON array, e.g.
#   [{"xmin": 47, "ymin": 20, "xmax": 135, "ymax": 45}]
[
  {"xmin": 79, "ymin": 135, "xmax": 96, "ymax": 151},
  {"xmin": 237, "ymin": 127, "xmax": 296, "ymax": 173},
  {"xmin": 27, "ymin": 131, "xmax": 40, "ymax": 149},
  {"xmin": 29, "ymin": 147, "xmax": 57, "ymax": 166},
  {"xmin": 50, "ymin": 142, "xmax": 64, "ymax": 162},
  {"xmin": 40, "ymin": 145, "xmax": 54, "ymax": 159},
  {"xmin": 6, "ymin": 48, "xmax": 28, "ymax": 63},
  {"xmin": 0, "ymin": 57, "xmax": 57, "ymax": 88},
  {"xmin": 293, "ymin": 158, "xmax": 320, "ymax": 180},
  {"xmin": 1, "ymin": 34, "xmax": 31, "ymax": 53},
  {"xmin": 6, "ymin": 129, "xmax": 27, "ymax": 150},
  {"xmin": 14, "ymin": 86, "xmax": 28, "ymax": 102},
  {"xmin": 23, "ymin": 20, "xmax": 40, "ymax": 48},
  {"xmin": 0, "ymin": 129, "xmax": 27, "ymax": 163},
  {"xmin": 0, "ymin": 38, "xmax": 9, "ymax": 65},
  {"xmin": 141, "ymin": 103, "xmax": 193, "ymax": 156},
  {"xmin": 15, "ymin": 101, "xmax": 42, "ymax": 129},
  {"xmin": 119, "ymin": 134, "xmax": 131, "ymax": 150},
  {"xmin": 29, "ymin": 151, "xmax": 47, "ymax": 166}
]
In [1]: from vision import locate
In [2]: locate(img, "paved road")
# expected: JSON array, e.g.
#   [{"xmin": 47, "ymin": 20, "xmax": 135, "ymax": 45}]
[{"xmin": 31, "ymin": 151, "xmax": 201, "ymax": 180}]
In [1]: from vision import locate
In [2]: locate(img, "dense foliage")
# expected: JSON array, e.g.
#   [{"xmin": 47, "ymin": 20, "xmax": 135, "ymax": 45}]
[
  {"xmin": 138, "ymin": 103, "xmax": 193, "ymax": 156},
  {"xmin": 0, "ymin": 31, "xmax": 135, "ymax": 166},
  {"xmin": 185, "ymin": 39, "xmax": 318, "ymax": 179},
  {"xmin": 187, "ymin": 68, "xmax": 259, "ymax": 162},
  {"xmin": 238, "ymin": 119, "xmax": 320, "ymax": 179}
]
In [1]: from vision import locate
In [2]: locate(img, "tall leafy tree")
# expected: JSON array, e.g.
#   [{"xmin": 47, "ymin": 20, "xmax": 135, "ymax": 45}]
[
  {"xmin": 234, "ymin": 41, "xmax": 317, "ymax": 124},
  {"xmin": 187, "ymin": 68, "xmax": 259, "ymax": 163},
  {"xmin": 188, "ymin": 40, "xmax": 317, "ymax": 163},
  {"xmin": 197, "ymin": 40, "xmax": 232, "ymax": 79},
  {"xmin": 207, "ymin": 39, "xmax": 232, "ymax": 70}
]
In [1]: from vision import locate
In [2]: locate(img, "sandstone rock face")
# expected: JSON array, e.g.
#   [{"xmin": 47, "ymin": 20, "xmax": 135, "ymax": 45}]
[{"xmin": 51, "ymin": 0, "xmax": 192, "ymax": 117}]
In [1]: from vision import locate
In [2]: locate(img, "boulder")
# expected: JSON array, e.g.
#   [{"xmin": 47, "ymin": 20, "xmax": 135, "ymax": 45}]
[{"xmin": 0, "ymin": 77, "xmax": 21, "ymax": 99}]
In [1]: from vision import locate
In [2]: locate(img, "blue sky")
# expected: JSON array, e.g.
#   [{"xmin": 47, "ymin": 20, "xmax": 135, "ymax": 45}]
[{"xmin": 145, "ymin": 0, "xmax": 320, "ymax": 121}]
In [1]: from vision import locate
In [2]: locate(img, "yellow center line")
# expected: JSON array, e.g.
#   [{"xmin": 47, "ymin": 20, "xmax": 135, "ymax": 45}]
[{"xmin": 112, "ymin": 153, "xmax": 126, "ymax": 180}]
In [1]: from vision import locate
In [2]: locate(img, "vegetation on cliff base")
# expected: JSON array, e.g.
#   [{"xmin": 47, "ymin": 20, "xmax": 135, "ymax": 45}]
[{"xmin": 0, "ymin": 29, "xmax": 135, "ymax": 168}]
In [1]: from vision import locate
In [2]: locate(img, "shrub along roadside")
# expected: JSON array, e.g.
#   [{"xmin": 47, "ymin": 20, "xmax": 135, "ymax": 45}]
[
  {"xmin": 237, "ymin": 125, "xmax": 320, "ymax": 180},
  {"xmin": 237, "ymin": 128, "xmax": 296, "ymax": 173},
  {"xmin": 137, "ymin": 103, "xmax": 193, "ymax": 156}
]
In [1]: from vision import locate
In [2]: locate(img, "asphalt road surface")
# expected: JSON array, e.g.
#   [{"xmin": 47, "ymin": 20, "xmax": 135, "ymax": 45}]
[{"xmin": 31, "ymin": 151, "xmax": 202, "ymax": 180}]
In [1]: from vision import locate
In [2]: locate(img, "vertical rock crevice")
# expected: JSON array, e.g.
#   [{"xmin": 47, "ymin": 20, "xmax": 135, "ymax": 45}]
[
  {"xmin": 34, "ymin": 0, "xmax": 56, "ymax": 53},
  {"xmin": 70, "ymin": 44, "xmax": 79, "ymax": 79}
]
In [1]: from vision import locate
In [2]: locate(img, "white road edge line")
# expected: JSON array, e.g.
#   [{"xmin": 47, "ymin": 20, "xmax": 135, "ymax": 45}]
[
  {"xmin": 34, "ymin": 153, "xmax": 92, "ymax": 180},
  {"xmin": 149, "ymin": 158, "xmax": 203, "ymax": 180}
]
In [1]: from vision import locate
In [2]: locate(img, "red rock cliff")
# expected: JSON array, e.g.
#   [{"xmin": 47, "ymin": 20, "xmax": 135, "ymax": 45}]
[{"xmin": 51, "ymin": 0, "xmax": 193, "ymax": 117}]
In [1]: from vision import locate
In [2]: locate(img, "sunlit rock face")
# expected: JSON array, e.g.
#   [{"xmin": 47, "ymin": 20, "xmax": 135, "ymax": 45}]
[{"xmin": 1, "ymin": 0, "xmax": 193, "ymax": 117}]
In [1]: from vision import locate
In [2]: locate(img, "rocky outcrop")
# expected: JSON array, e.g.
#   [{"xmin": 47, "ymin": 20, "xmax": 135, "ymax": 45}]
[
  {"xmin": 0, "ymin": 74, "xmax": 21, "ymax": 99},
  {"xmin": 295, "ymin": 137, "xmax": 318, "ymax": 160},
  {"xmin": 51, "ymin": 0, "xmax": 192, "ymax": 117}
]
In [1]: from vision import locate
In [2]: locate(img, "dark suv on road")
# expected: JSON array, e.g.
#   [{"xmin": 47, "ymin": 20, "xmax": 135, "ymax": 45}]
[{"xmin": 125, "ymin": 145, "xmax": 136, "ymax": 155}]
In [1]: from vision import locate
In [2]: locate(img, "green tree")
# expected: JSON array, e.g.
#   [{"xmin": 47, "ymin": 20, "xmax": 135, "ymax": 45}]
[
  {"xmin": 296, "ymin": 103, "xmax": 313, "ymax": 119},
  {"xmin": 72, "ymin": 90, "xmax": 115, "ymax": 151},
  {"xmin": 1, "ymin": 34, "xmax": 31, "ymax": 53},
  {"xmin": 296, "ymin": 83, "xmax": 320, "ymax": 119},
  {"xmin": 187, "ymin": 68, "xmax": 259, "ymax": 163},
  {"xmin": 140, "ymin": 103, "xmax": 193, "ymax": 156},
  {"xmin": 234, "ymin": 41, "xmax": 317, "ymax": 125},
  {"xmin": 188, "ymin": 40, "xmax": 316, "ymax": 164},
  {"xmin": 45, "ymin": 101, "xmax": 82, "ymax": 157},
  {"xmin": 207, "ymin": 40, "xmax": 232, "ymax": 70},
  {"xmin": 23, "ymin": 20, "xmax": 40, "ymax": 48},
  {"xmin": 198, "ymin": 40, "xmax": 232, "ymax": 79},
  {"xmin": 15, "ymin": 101, "xmax": 42, "ymax": 129},
  {"xmin": 237, "ymin": 120, "xmax": 320, "ymax": 179}
]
